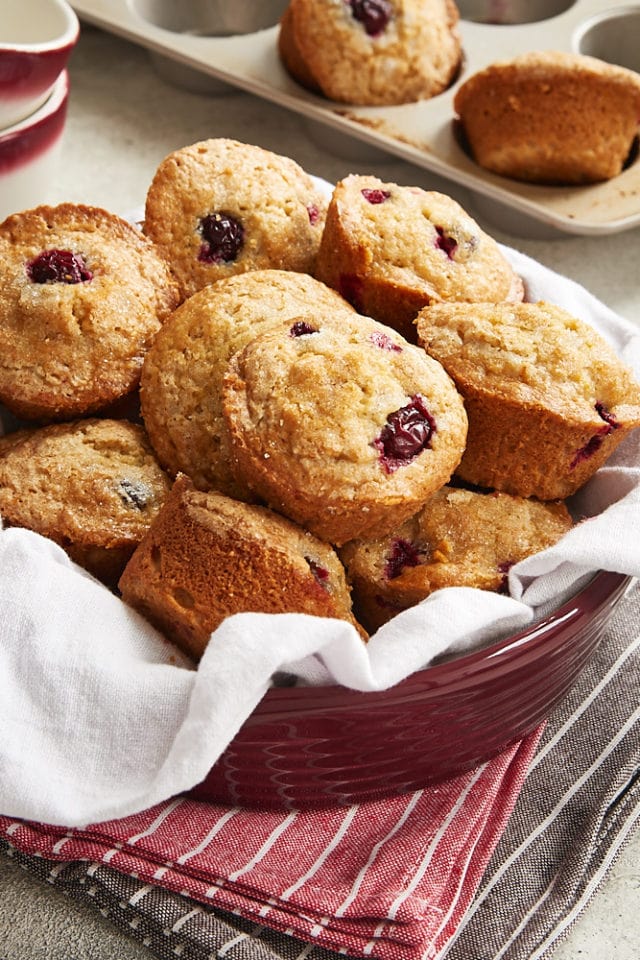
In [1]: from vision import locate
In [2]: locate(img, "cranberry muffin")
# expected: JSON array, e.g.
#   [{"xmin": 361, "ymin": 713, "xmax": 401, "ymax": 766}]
[
  {"xmin": 222, "ymin": 319, "xmax": 468, "ymax": 545},
  {"xmin": 416, "ymin": 300, "xmax": 640, "ymax": 500},
  {"xmin": 140, "ymin": 269, "xmax": 357, "ymax": 499},
  {"xmin": 119, "ymin": 475, "xmax": 365, "ymax": 661},
  {"xmin": 340, "ymin": 485, "xmax": 573, "ymax": 632},
  {"xmin": 0, "ymin": 418, "xmax": 172, "ymax": 587},
  {"xmin": 278, "ymin": 0, "xmax": 461, "ymax": 106},
  {"xmin": 0, "ymin": 204, "xmax": 179, "ymax": 422},
  {"xmin": 143, "ymin": 138, "xmax": 328, "ymax": 301},
  {"xmin": 454, "ymin": 51, "xmax": 640, "ymax": 185},
  {"xmin": 314, "ymin": 175, "xmax": 524, "ymax": 341}
]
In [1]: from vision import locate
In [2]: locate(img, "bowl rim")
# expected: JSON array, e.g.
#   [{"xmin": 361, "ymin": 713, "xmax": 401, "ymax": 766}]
[
  {"xmin": 0, "ymin": 68, "xmax": 69, "ymax": 140},
  {"xmin": 0, "ymin": 0, "xmax": 79, "ymax": 54},
  {"xmin": 246, "ymin": 569, "xmax": 631, "ymax": 718}
]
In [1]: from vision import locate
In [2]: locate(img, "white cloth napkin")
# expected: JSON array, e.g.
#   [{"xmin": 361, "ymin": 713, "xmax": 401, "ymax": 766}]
[{"xmin": 1, "ymin": 246, "xmax": 639, "ymax": 828}]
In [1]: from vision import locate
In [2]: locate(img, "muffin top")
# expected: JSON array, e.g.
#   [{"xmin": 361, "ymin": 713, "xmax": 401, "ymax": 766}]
[
  {"xmin": 316, "ymin": 174, "xmax": 524, "ymax": 307},
  {"xmin": 0, "ymin": 418, "xmax": 172, "ymax": 550},
  {"xmin": 416, "ymin": 300, "xmax": 640, "ymax": 425},
  {"xmin": 143, "ymin": 138, "xmax": 328, "ymax": 301},
  {"xmin": 279, "ymin": 0, "xmax": 461, "ymax": 106},
  {"xmin": 222, "ymin": 319, "xmax": 467, "ymax": 542},
  {"xmin": 0, "ymin": 203, "xmax": 179, "ymax": 421},
  {"xmin": 140, "ymin": 269, "xmax": 357, "ymax": 497}
]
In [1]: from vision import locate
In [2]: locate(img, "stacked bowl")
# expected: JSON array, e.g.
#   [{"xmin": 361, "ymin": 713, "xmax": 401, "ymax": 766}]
[{"xmin": 0, "ymin": 0, "xmax": 79, "ymax": 220}]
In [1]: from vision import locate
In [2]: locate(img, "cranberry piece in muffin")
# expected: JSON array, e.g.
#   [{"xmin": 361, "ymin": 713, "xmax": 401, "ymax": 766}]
[
  {"xmin": 349, "ymin": 0, "xmax": 393, "ymax": 36},
  {"xmin": 27, "ymin": 249, "xmax": 93, "ymax": 284},
  {"xmin": 198, "ymin": 213, "xmax": 244, "ymax": 264},
  {"xmin": 374, "ymin": 395, "xmax": 436, "ymax": 473}
]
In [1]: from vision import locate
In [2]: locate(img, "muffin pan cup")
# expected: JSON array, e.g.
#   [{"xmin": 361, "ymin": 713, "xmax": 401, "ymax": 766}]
[{"xmin": 69, "ymin": 1, "xmax": 640, "ymax": 233}]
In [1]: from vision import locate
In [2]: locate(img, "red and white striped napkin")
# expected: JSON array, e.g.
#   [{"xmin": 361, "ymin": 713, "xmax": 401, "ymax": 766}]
[{"xmin": 0, "ymin": 727, "xmax": 542, "ymax": 960}]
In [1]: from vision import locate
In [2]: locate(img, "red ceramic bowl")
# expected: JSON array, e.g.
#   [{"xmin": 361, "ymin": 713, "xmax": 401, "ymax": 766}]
[
  {"xmin": 189, "ymin": 569, "xmax": 630, "ymax": 810},
  {"xmin": 0, "ymin": 0, "xmax": 78, "ymax": 130}
]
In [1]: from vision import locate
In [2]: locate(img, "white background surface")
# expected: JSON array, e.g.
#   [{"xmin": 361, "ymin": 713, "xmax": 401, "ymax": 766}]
[{"xmin": 0, "ymin": 22, "xmax": 638, "ymax": 960}]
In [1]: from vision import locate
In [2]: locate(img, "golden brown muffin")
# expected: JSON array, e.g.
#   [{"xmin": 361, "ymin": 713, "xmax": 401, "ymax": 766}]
[
  {"xmin": 140, "ymin": 269, "xmax": 357, "ymax": 499},
  {"xmin": 415, "ymin": 301, "xmax": 640, "ymax": 500},
  {"xmin": 314, "ymin": 174, "xmax": 524, "ymax": 341},
  {"xmin": 119, "ymin": 474, "xmax": 366, "ymax": 661},
  {"xmin": 454, "ymin": 51, "xmax": 640, "ymax": 185},
  {"xmin": 222, "ymin": 318, "xmax": 468, "ymax": 545},
  {"xmin": 143, "ymin": 138, "xmax": 328, "ymax": 301},
  {"xmin": 0, "ymin": 418, "xmax": 172, "ymax": 587},
  {"xmin": 0, "ymin": 204, "xmax": 179, "ymax": 422},
  {"xmin": 340, "ymin": 485, "xmax": 573, "ymax": 632},
  {"xmin": 278, "ymin": 0, "xmax": 461, "ymax": 106}
]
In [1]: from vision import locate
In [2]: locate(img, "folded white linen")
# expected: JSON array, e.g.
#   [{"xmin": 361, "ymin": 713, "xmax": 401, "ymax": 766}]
[{"xmin": 0, "ymin": 245, "xmax": 639, "ymax": 827}]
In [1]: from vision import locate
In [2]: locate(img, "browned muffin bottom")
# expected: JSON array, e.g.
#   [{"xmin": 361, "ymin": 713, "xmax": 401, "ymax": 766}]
[
  {"xmin": 0, "ymin": 418, "xmax": 172, "ymax": 586},
  {"xmin": 119, "ymin": 474, "xmax": 366, "ymax": 661},
  {"xmin": 143, "ymin": 138, "xmax": 328, "ymax": 302},
  {"xmin": 314, "ymin": 174, "xmax": 524, "ymax": 341},
  {"xmin": 416, "ymin": 300, "xmax": 640, "ymax": 500},
  {"xmin": 340, "ymin": 485, "xmax": 573, "ymax": 632},
  {"xmin": 222, "ymin": 318, "xmax": 468, "ymax": 545},
  {"xmin": 0, "ymin": 203, "xmax": 179, "ymax": 421},
  {"xmin": 278, "ymin": 0, "xmax": 461, "ymax": 106},
  {"xmin": 454, "ymin": 51, "xmax": 640, "ymax": 185},
  {"xmin": 140, "ymin": 269, "xmax": 357, "ymax": 499}
]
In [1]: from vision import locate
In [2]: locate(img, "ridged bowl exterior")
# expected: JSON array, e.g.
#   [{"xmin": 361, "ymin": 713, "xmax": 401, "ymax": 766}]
[{"xmin": 189, "ymin": 571, "xmax": 631, "ymax": 810}]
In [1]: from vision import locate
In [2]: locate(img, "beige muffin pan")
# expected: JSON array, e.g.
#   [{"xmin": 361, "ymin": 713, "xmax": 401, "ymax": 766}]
[{"xmin": 69, "ymin": 0, "xmax": 640, "ymax": 236}]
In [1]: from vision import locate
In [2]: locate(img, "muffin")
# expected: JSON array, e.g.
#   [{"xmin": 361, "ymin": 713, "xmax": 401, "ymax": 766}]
[
  {"xmin": 0, "ymin": 204, "xmax": 179, "ymax": 422},
  {"xmin": 222, "ymin": 318, "xmax": 468, "ymax": 545},
  {"xmin": 143, "ymin": 138, "xmax": 328, "ymax": 301},
  {"xmin": 415, "ymin": 301, "xmax": 640, "ymax": 500},
  {"xmin": 340, "ymin": 485, "xmax": 573, "ymax": 632},
  {"xmin": 140, "ymin": 269, "xmax": 357, "ymax": 499},
  {"xmin": 454, "ymin": 51, "xmax": 640, "ymax": 185},
  {"xmin": 314, "ymin": 174, "xmax": 524, "ymax": 341},
  {"xmin": 278, "ymin": 0, "xmax": 461, "ymax": 106},
  {"xmin": 0, "ymin": 418, "xmax": 172, "ymax": 586},
  {"xmin": 118, "ymin": 474, "xmax": 365, "ymax": 661}
]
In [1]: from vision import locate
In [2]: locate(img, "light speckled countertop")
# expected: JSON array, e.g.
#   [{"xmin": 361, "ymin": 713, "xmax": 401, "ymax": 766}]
[{"xmin": 0, "ymin": 23, "xmax": 638, "ymax": 960}]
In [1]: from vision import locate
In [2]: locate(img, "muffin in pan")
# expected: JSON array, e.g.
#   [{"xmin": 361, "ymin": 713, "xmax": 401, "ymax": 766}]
[
  {"xmin": 278, "ymin": 0, "xmax": 462, "ymax": 106},
  {"xmin": 143, "ymin": 138, "xmax": 328, "ymax": 301},
  {"xmin": 454, "ymin": 51, "xmax": 640, "ymax": 185},
  {"xmin": 0, "ymin": 203, "xmax": 179, "ymax": 422},
  {"xmin": 222, "ymin": 318, "xmax": 468, "ymax": 545}
]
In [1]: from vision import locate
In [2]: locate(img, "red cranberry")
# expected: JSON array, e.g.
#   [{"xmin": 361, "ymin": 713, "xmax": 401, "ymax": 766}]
[
  {"xmin": 307, "ymin": 204, "xmax": 320, "ymax": 225},
  {"xmin": 434, "ymin": 227, "xmax": 457, "ymax": 260},
  {"xmin": 198, "ymin": 213, "xmax": 244, "ymax": 263},
  {"xmin": 374, "ymin": 395, "xmax": 436, "ymax": 473},
  {"xmin": 384, "ymin": 538, "xmax": 425, "ymax": 580},
  {"xmin": 369, "ymin": 331, "xmax": 402, "ymax": 352},
  {"xmin": 27, "ymin": 249, "xmax": 93, "ymax": 284},
  {"xmin": 306, "ymin": 557, "xmax": 330, "ymax": 588},
  {"xmin": 361, "ymin": 188, "xmax": 391, "ymax": 204},
  {"xmin": 290, "ymin": 320, "xmax": 318, "ymax": 337},
  {"xmin": 348, "ymin": 0, "xmax": 392, "ymax": 36},
  {"xmin": 571, "ymin": 402, "xmax": 619, "ymax": 468}
]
